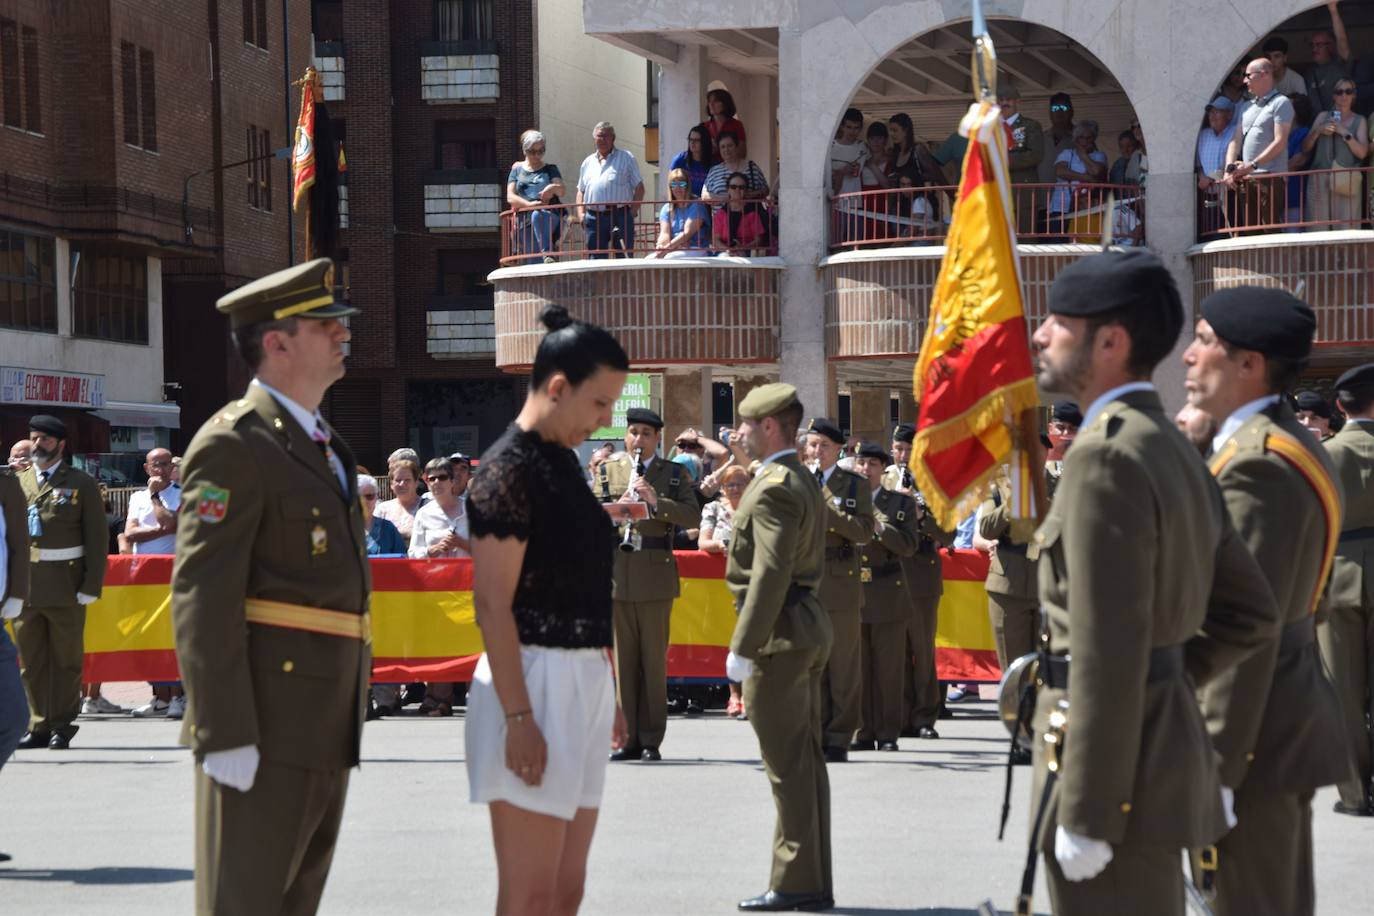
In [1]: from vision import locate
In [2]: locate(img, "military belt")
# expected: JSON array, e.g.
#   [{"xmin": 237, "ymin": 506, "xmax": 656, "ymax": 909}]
[
  {"xmin": 1277, "ymin": 615, "xmax": 1315, "ymax": 656},
  {"xmin": 637, "ymin": 535, "xmax": 672, "ymax": 552},
  {"xmin": 867, "ymin": 563, "xmax": 902, "ymax": 580},
  {"xmin": 825, "ymin": 545, "xmax": 854, "ymax": 560},
  {"xmin": 1339, "ymin": 526, "xmax": 1374, "ymax": 543},
  {"xmin": 245, "ymin": 598, "xmax": 371, "ymax": 642},
  {"xmin": 997, "ymin": 541, "xmax": 1028, "ymax": 557},
  {"xmin": 1040, "ymin": 644, "xmax": 1183, "ymax": 690},
  {"xmin": 783, "ymin": 584, "xmax": 813, "ymax": 606},
  {"xmin": 37, "ymin": 546, "xmax": 85, "ymax": 561}
]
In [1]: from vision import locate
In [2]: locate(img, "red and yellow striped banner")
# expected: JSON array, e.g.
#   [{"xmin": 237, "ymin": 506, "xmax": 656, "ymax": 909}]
[{"xmin": 52, "ymin": 551, "xmax": 999, "ymax": 683}]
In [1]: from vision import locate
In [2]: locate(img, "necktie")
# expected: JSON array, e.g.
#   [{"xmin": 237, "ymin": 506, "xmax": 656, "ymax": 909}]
[
  {"xmin": 38, "ymin": 470, "xmax": 49, "ymax": 488},
  {"xmin": 636, "ymin": 461, "xmax": 647, "ymax": 477},
  {"xmin": 312, "ymin": 423, "xmax": 344, "ymax": 492},
  {"xmin": 815, "ymin": 467, "xmax": 825, "ymax": 486}
]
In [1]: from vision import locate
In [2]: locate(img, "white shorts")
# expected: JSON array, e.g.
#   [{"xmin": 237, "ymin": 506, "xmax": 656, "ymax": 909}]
[{"xmin": 465, "ymin": 645, "xmax": 615, "ymax": 821}]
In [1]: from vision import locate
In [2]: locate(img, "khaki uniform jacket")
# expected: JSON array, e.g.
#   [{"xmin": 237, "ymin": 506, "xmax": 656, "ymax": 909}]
[
  {"xmin": 818, "ymin": 466, "xmax": 873, "ymax": 613},
  {"xmin": 0, "ymin": 470, "xmax": 30, "ymax": 603},
  {"xmin": 1034, "ymin": 389, "xmax": 1279, "ymax": 847},
  {"xmin": 171, "ymin": 385, "xmax": 371, "ymax": 771},
  {"xmin": 1325, "ymin": 420, "xmax": 1374, "ymax": 609},
  {"xmin": 859, "ymin": 487, "xmax": 919, "ymax": 624},
  {"xmin": 19, "ymin": 462, "xmax": 108, "ymax": 605},
  {"xmin": 1006, "ymin": 114, "xmax": 1046, "ymax": 184},
  {"xmin": 979, "ymin": 483, "xmax": 1036, "ymax": 600},
  {"xmin": 1202, "ymin": 404, "xmax": 1350, "ymax": 793},
  {"xmin": 597, "ymin": 451, "xmax": 700, "ymax": 602},
  {"xmin": 727, "ymin": 453, "xmax": 829, "ymax": 659}
]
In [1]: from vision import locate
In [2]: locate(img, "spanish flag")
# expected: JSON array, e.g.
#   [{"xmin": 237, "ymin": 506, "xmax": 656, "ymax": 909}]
[
  {"xmin": 910, "ymin": 101, "xmax": 1040, "ymax": 531},
  {"xmin": 291, "ymin": 79, "xmax": 316, "ymax": 212}
]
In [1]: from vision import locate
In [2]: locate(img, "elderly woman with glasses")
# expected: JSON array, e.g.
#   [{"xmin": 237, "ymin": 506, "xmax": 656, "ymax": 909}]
[
  {"xmin": 408, "ymin": 457, "xmax": 470, "ymax": 561},
  {"xmin": 1302, "ymin": 77, "xmax": 1369, "ymax": 229},
  {"xmin": 649, "ymin": 167, "xmax": 710, "ymax": 259},
  {"xmin": 506, "ymin": 129, "xmax": 565, "ymax": 262},
  {"xmin": 358, "ymin": 474, "xmax": 406, "ymax": 556},
  {"xmin": 1045, "ymin": 120, "xmax": 1108, "ymax": 236}
]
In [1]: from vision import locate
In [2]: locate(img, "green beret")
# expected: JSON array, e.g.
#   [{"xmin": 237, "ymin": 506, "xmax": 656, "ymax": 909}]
[
  {"xmin": 1201, "ymin": 287, "xmax": 1314, "ymax": 361},
  {"xmin": 1334, "ymin": 363, "xmax": 1374, "ymax": 396},
  {"xmin": 805, "ymin": 418, "xmax": 845, "ymax": 444},
  {"xmin": 217, "ymin": 258, "xmax": 360, "ymax": 331},
  {"xmin": 625, "ymin": 407, "xmax": 663, "ymax": 430},
  {"xmin": 737, "ymin": 383, "xmax": 799, "ymax": 420}
]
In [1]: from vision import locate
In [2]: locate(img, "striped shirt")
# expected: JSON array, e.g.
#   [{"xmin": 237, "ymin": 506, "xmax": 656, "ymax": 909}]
[
  {"xmin": 577, "ymin": 147, "xmax": 643, "ymax": 210},
  {"xmin": 1195, "ymin": 123, "xmax": 1238, "ymax": 178}
]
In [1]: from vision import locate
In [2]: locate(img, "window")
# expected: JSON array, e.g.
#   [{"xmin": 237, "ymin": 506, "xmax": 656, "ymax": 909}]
[
  {"xmin": 245, "ymin": 0, "xmax": 268, "ymax": 50},
  {"xmin": 0, "ymin": 230, "xmax": 56, "ymax": 333},
  {"xmin": 312, "ymin": 0, "xmax": 344, "ymax": 42},
  {"xmin": 246, "ymin": 125, "xmax": 272, "ymax": 211},
  {"xmin": 436, "ymin": 250, "xmax": 495, "ymax": 308},
  {"xmin": 434, "ymin": 120, "xmax": 495, "ymax": 170},
  {"xmin": 646, "ymin": 61, "xmax": 660, "ymax": 127},
  {"xmin": 433, "ymin": 0, "xmax": 492, "ymax": 42},
  {"xmin": 120, "ymin": 41, "xmax": 156, "ymax": 151},
  {"xmin": 72, "ymin": 248, "xmax": 148, "ymax": 345},
  {"xmin": 0, "ymin": 18, "xmax": 39, "ymax": 132},
  {"xmin": 20, "ymin": 26, "xmax": 38, "ymax": 133}
]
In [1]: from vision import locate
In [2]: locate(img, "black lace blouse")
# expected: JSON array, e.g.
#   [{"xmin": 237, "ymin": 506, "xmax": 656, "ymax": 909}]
[{"xmin": 467, "ymin": 424, "xmax": 613, "ymax": 648}]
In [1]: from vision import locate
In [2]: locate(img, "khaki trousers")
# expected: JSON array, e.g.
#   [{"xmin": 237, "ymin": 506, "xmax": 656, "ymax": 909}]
[
  {"xmin": 195, "ymin": 761, "xmax": 350, "ymax": 915},
  {"xmin": 820, "ymin": 608, "xmax": 861, "ymax": 750},
  {"xmin": 903, "ymin": 596, "xmax": 941, "ymax": 729},
  {"xmin": 744, "ymin": 646, "xmax": 832, "ymax": 896},
  {"xmin": 1214, "ymin": 788, "xmax": 1314, "ymax": 916},
  {"xmin": 13, "ymin": 603, "xmax": 85, "ymax": 737},
  {"xmin": 988, "ymin": 591, "xmax": 1038, "ymax": 671},
  {"xmin": 613, "ymin": 598, "xmax": 671, "ymax": 750},
  {"xmin": 1317, "ymin": 603, "xmax": 1374, "ymax": 807},
  {"xmin": 857, "ymin": 619, "xmax": 907, "ymax": 743}
]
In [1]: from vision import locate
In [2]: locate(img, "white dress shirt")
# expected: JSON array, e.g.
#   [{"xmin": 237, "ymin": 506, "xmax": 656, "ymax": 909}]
[
  {"xmin": 251, "ymin": 378, "xmax": 348, "ymax": 492},
  {"xmin": 1080, "ymin": 381, "xmax": 1157, "ymax": 432}
]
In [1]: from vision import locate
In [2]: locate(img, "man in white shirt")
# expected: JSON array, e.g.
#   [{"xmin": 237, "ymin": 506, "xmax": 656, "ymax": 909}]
[
  {"xmin": 830, "ymin": 107, "xmax": 868, "ymax": 245},
  {"xmin": 123, "ymin": 447, "xmax": 186, "ymax": 719}
]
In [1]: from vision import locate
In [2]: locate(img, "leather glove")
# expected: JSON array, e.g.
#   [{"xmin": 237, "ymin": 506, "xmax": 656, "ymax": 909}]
[
  {"xmin": 1054, "ymin": 825, "xmax": 1114, "ymax": 882},
  {"xmin": 725, "ymin": 651, "xmax": 754, "ymax": 683},
  {"xmin": 1220, "ymin": 785, "xmax": 1238, "ymax": 830},
  {"xmin": 202, "ymin": 744, "xmax": 261, "ymax": 793},
  {"xmin": 1, "ymin": 597, "xmax": 23, "ymax": 619},
  {"xmin": 76, "ymin": 593, "xmax": 98, "ymax": 606}
]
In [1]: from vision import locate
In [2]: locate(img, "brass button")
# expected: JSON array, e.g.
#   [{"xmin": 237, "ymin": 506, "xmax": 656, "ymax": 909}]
[
  {"xmin": 282, "ymin": 660, "xmax": 295, "ymax": 673},
  {"xmin": 896, "ymin": 580, "xmax": 902, "ymax": 587},
  {"xmin": 1246, "ymin": 752, "xmax": 1255, "ymax": 762},
  {"xmin": 1119, "ymin": 802, "xmax": 1132, "ymax": 813},
  {"xmin": 312, "ymin": 507, "xmax": 320, "ymax": 517},
  {"xmin": 273, "ymin": 417, "xmax": 284, "ymax": 429}
]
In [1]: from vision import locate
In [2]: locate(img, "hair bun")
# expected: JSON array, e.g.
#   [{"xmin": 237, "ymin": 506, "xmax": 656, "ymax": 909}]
[{"xmin": 539, "ymin": 304, "xmax": 574, "ymax": 332}]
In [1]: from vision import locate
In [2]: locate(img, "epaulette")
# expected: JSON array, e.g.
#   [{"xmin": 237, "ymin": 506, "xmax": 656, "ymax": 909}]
[
  {"xmin": 761, "ymin": 463, "xmax": 789, "ymax": 485},
  {"xmin": 1093, "ymin": 405, "xmax": 1125, "ymax": 439},
  {"xmin": 210, "ymin": 398, "xmax": 257, "ymax": 428}
]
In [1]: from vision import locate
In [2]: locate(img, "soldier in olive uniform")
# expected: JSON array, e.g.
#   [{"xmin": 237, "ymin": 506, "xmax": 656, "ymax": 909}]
[
  {"xmin": 1024, "ymin": 250, "xmax": 1278, "ymax": 915},
  {"xmin": 1322, "ymin": 362, "xmax": 1374, "ymax": 816},
  {"xmin": 803, "ymin": 418, "xmax": 872, "ymax": 762},
  {"xmin": 596, "ymin": 407, "xmax": 699, "ymax": 762},
  {"xmin": 13, "ymin": 415, "xmax": 107, "ymax": 751},
  {"xmin": 171, "ymin": 259, "xmax": 371, "ymax": 916},
  {"xmin": 1293, "ymin": 390, "xmax": 1336, "ymax": 442},
  {"xmin": 724, "ymin": 383, "xmax": 832, "ymax": 913},
  {"xmin": 848, "ymin": 442, "xmax": 919, "ymax": 752},
  {"xmin": 1184, "ymin": 288, "xmax": 1351, "ymax": 914}
]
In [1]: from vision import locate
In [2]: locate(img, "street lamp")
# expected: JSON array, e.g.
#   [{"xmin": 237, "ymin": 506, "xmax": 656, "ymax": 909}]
[{"xmin": 181, "ymin": 146, "xmax": 292, "ymax": 243}]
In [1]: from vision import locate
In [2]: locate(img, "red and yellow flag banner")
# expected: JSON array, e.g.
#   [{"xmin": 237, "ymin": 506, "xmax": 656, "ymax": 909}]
[
  {"xmin": 27, "ymin": 553, "xmax": 1000, "ymax": 684},
  {"xmin": 291, "ymin": 78, "xmax": 316, "ymax": 212},
  {"xmin": 911, "ymin": 101, "xmax": 1040, "ymax": 530}
]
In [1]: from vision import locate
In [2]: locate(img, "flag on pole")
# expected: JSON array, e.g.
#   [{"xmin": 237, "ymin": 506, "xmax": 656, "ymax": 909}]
[
  {"xmin": 908, "ymin": 101, "xmax": 1040, "ymax": 531},
  {"xmin": 291, "ymin": 81, "xmax": 316, "ymax": 212}
]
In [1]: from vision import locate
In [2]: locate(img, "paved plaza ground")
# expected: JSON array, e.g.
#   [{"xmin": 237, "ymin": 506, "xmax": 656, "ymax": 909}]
[{"xmin": 2, "ymin": 684, "xmax": 1371, "ymax": 915}]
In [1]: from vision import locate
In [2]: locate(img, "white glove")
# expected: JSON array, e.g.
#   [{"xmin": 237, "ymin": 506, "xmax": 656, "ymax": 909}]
[
  {"xmin": 725, "ymin": 651, "xmax": 754, "ymax": 683},
  {"xmin": 1054, "ymin": 825, "xmax": 1114, "ymax": 882},
  {"xmin": 1220, "ymin": 785, "xmax": 1238, "ymax": 830},
  {"xmin": 202, "ymin": 744, "xmax": 261, "ymax": 793},
  {"xmin": 1, "ymin": 597, "xmax": 23, "ymax": 619},
  {"xmin": 76, "ymin": 592, "xmax": 98, "ymax": 606}
]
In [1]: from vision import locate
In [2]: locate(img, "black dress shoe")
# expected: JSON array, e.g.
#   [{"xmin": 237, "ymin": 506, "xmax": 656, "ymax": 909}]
[
  {"xmin": 640, "ymin": 746, "xmax": 662, "ymax": 761},
  {"xmin": 849, "ymin": 738, "xmax": 876, "ymax": 752},
  {"xmin": 16, "ymin": 732, "xmax": 50, "ymax": 750},
  {"xmin": 822, "ymin": 746, "xmax": 848, "ymax": 764},
  {"xmin": 918, "ymin": 726, "xmax": 940, "ymax": 739},
  {"xmin": 684, "ymin": 700, "xmax": 703, "ymax": 716},
  {"xmin": 738, "ymin": 889, "xmax": 830, "ymax": 911},
  {"xmin": 1333, "ymin": 800, "xmax": 1374, "ymax": 817},
  {"xmin": 608, "ymin": 746, "xmax": 642, "ymax": 762},
  {"xmin": 877, "ymin": 740, "xmax": 899, "ymax": 752},
  {"xmin": 47, "ymin": 732, "xmax": 72, "ymax": 750}
]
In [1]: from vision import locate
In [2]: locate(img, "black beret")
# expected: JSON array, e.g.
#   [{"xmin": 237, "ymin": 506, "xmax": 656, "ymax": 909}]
[
  {"xmin": 1293, "ymin": 391, "xmax": 1331, "ymax": 418},
  {"xmin": 805, "ymin": 418, "xmax": 845, "ymax": 444},
  {"xmin": 625, "ymin": 408, "xmax": 663, "ymax": 430},
  {"xmin": 1334, "ymin": 363, "xmax": 1374, "ymax": 396},
  {"xmin": 1048, "ymin": 249, "xmax": 1182, "ymax": 322},
  {"xmin": 855, "ymin": 441, "xmax": 890, "ymax": 463},
  {"xmin": 892, "ymin": 423, "xmax": 915, "ymax": 444},
  {"xmin": 1051, "ymin": 401, "xmax": 1083, "ymax": 426},
  {"xmin": 1200, "ymin": 287, "xmax": 1315, "ymax": 361},
  {"xmin": 28, "ymin": 414, "xmax": 66, "ymax": 438}
]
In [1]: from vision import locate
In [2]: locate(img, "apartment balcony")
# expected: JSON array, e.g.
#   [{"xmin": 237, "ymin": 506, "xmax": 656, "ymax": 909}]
[
  {"xmin": 427, "ymin": 295, "xmax": 495, "ymax": 359},
  {"xmin": 424, "ymin": 169, "xmax": 503, "ymax": 232},
  {"xmin": 420, "ymin": 41, "xmax": 500, "ymax": 104},
  {"xmin": 313, "ymin": 41, "xmax": 345, "ymax": 101}
]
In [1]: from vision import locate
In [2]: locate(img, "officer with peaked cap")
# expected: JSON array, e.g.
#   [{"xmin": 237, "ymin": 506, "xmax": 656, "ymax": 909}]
[
  {"xmin": 171, "ymin": 258, "xmax": 372, "ymax": 914},
  {"xmin": 802, "ymin": 417, "xmax": 873, "ymax": 762},
  {"xmin": 1322, "ymin": 362, "xmax": 1374, "ymax": 817},
  {"xmin": 1021, "ymin": 249, "xmax": 1278, "ymax": 915},
  {"xmin": 13, "ymin": 413, "xmax": 106, "ymax": 751},
  {"xmin": 1293, "ymin": 390, "xmax": 1336, "ymax": 440},
  {"xmin": 725, "ymin": 383, "xmax": 832, "ymax": 912},
  {"xmin": 595, "ymin": 406, "xmax": 698, "ymax": 762},
  {"xmin": 1184, "ymin": 286, "xmax": 1350, "ymax": 914}
]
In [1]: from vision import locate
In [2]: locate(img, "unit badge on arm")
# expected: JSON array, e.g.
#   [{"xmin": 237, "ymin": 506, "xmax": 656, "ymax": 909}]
[{"xmin": 196, "ymin": 486, "xmax": 230, "ymax": 524}]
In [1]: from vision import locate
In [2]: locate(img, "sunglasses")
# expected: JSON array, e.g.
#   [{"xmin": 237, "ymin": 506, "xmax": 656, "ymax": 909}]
[
  {"xmin": 1334, "ymin": 88, "xmax": 1355, "ymax": 96},
  {"xmin": 1243, "ymin": 72, "xmax": 1265, "ymax": 80},
  {"xmin": 1050, "ymin": 104, "xmax": 1071, "ymax": 112},
  {"xmin": 425, "ymin": 474, "xmax": 451, "ymax": 483},
  {"xmin": 728, "ymin": 184, "xmax": 747, "ymax": 190},
  {"xmin": 528, "ymin": 147, "xmax": 546, "ymax": 154},
  {"xmin": 669, "ymin": 181, "xmax": 689, "ymax": 188}
]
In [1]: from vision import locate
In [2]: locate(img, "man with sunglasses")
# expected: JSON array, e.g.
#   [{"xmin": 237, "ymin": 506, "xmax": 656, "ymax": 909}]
[
  {"xmin": 1038, "ymin": 93, "xmax": 1076, "ymax": 184},
  {"xmin": 1306, "ymin": 2, "xmax": 1352, "ymax": 114},
  {"xmin": 1223, "ymin": 60, "xmax": 1294, "ymax": 229}
]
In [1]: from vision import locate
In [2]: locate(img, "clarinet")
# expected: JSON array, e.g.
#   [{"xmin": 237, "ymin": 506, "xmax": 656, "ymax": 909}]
[{"xmin": 619, "ymin": 448, "xmax": 643, "ymax": 553}]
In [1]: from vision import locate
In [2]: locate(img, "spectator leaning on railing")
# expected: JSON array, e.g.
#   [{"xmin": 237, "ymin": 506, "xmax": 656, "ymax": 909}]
[
  {"xmin": 1045, "ymin": 120, "xmax": 1108, "ymax": 236},
  {"xmin": 649, "ymin": 168, "xmax": 710, "ymax": 259},
  {"xmin": 1223, "ymin": 59, "xmax": 1294, "ymax": 228},
  {"xmin": 1302, "ymin": 77, "xmax": 1368, "ymax": 229},
  {"xmin": 507, "ymin": 129, "xmax": 565, "ymax": 263},
  {"xmin": 1197, "ymin": 96, "xmax": 1238, "ymax": 237},
  {"xmin": 576, "ymin": 121, "xmax": 644, "ymax": 259}
]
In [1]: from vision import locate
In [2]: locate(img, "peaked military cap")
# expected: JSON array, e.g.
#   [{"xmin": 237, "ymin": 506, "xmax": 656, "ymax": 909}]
[
  {"xmin": 892, "ymin": 423, "xmax": 915, "ymax": 444},
  {"xmin": 1201, "ymin": 286, "xmax": 1315, "ymax": 361},
  {"xmin": 805, "ymin": 418, "xmax": 845, "ymax": 444},
  {"xmin": 1334, "ymin": 363, "xmax": 1374, "ymax": 396},
  {"xmin": 1051, "ymin": 401, "xmax": 1083, "ymax": 426},
  {"xmin": 28, "ymin": 414, "xmax": 66, "ymax": 438},
  {"xmin": 625, "ymin": 407, "xmax": 664, "ymax": 430},
  {"xmin": 737, "ymin": 383, "xmax": 799, "ymax": 420},
  {"xmin": 855, "ymin": 441, "xmax": 890, "ymax": 463},
  {"xmin": 216, "ymin": 258, "xmax": 359, "ymax": 330},
  {"xmin": 1293, "ymin": 390, "xmax": 1331, "ymax": 419}
]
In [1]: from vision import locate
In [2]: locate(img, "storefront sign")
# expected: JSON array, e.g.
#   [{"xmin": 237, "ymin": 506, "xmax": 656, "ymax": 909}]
[
  {"xmin": 593, "ymin": 373, "xmax": 656, "ymax": 439},
  {"xmin": 1, "ymin": 367, "xmax": 106, "ymax": 409}
]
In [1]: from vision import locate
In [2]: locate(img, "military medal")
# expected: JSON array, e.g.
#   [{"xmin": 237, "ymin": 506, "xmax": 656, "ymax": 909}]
[{"xmin": 311, "ymin": 524, "xmax": 328, "ymax": 556}]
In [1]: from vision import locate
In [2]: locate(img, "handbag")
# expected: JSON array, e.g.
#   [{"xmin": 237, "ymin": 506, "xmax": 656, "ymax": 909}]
[{"xmin": 1321, "ymin": 129, "xmax": 1361, "ymax": 198}]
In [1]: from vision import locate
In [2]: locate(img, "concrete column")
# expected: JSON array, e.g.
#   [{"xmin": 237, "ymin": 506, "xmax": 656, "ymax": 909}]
[
  {"xmin": 731, "ymin": 374, "xmax": 772, "ymax": 419},
  {"xmin": 656, "ymin": 45, "xmax": 706, "ymax": 198},
  {"xmin": 738, "ymin": 72, "xmax": 775, "ymax": 171},
  {"xmin": 848, "ymin": 388, "xmax": 888, "ymax": 447},
  {"xmin": 662, "ymin": 367, "xmax": 711, "ymax": 440},
  {"xmin": 1141, "ymin": 170, "xmax": 1195, "ymax": 418}
]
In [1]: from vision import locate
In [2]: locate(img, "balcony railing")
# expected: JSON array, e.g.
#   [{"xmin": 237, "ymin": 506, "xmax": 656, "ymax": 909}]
[
  {"xmin": 827, "ymin": 182, "xmax": 1145, "ymax": 252},
  {"xmin": 498, "ymin": 199, "xmax": 778, "ymax": 266},
  {"xmin": 1196, "ymin": 166, "xmax": 1373, "ymax": 240}
]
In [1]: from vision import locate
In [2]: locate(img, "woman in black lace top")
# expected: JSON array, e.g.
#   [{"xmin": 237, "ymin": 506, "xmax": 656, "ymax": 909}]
[{"xmin": 464, "ymin": 304, "xmax": 630, "ymax": 915}]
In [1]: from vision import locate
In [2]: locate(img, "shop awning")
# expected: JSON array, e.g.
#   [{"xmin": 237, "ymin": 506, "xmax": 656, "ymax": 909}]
[{"xmin": 93, "ymin": 400, "xmax": 181, "ymax": 429}]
